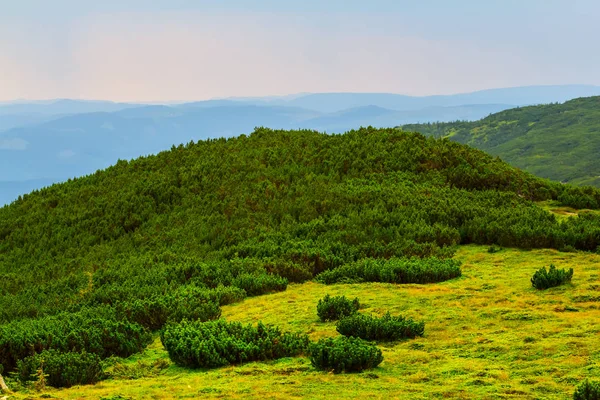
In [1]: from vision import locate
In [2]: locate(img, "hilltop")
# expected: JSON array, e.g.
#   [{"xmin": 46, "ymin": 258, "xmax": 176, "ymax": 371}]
[{"xmin": 403, "ymin": 96, "xmax": 600, "ymax": 186}]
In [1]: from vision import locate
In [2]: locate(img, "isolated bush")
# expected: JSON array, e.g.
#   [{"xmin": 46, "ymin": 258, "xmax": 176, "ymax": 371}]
[
  {"xmin": 17, "ymin": 350, "xmax": 103, "ymax": 388},
  {"xmin": 574, "ymin": 380, "xmax": 600, "ymax": 400},
  {"xmin": 161, "ymin": 319, "xmax": 309, "ymax": 368},
  {"xmin": 487, "ymin": 246, "xmax": 501, "ymax": 253},
  {"xmin": 336, "ymin": 312, "xmax": 424, "ymax": 341},
  {"xmin": 316, "ymin": 257, "xmax": 461, "ymax": 285},
  {"xmin": 309, "ymin": 337, "xmax": 383, "ymax": 373},
  {"xmin": 317, "ymin": 295, "xmax": 360, "ymax": 322},
  {"xmin": 531, "ymin": 264, "xmax": 574, "ymax": 290}
]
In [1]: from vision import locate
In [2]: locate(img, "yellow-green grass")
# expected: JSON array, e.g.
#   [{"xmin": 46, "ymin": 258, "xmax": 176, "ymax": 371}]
[
  {"xmin": 11, "ymin": 246, "xmax": 600, "ymax": 399},
  {"xmin": 537, "ymin": 200, "xmax": 600, "ymax": 220}
]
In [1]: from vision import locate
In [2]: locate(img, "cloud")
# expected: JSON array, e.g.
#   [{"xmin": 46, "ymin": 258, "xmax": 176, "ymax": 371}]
[
  {"xmin": 58, "ymin": 149, "xmax": 76, "ymax": 158},
  {"xmin": 0, "ymin": 138, "xmax": 29, "ymax": 150}
]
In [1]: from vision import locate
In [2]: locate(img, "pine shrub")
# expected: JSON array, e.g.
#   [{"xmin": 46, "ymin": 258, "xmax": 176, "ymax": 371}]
[
  {"xmin": 336, "ymin": 312, "xmax": 424, "ymax": 341},
  {"xmin": 17, "ymin": 350, "xmax": 103, "ymax": 388},
  {"xmin": 309, "ymin": 337, "xmax": 383, "ymax": 373},
  {"xmin": 574, "ymin": 380, "xmax": 600, "ymax": 400},
  {"xmin": 232, "ymin": 273, "xmax": 288, "ymax": 296},
  {"xmin": 0, "ymin": 307, "xmax": 151, "ymax": 372},
  {"xmin": 315, "ymin": 257, "xmax": 461, "ymax": 285},
  {"xmin": 317, "ymin": 295, "xmax": 360, "ymax": 322},
  {"xmin": 161, "ymin": 319, "xmax": 309, "ymax": 368},
  {"xmin": 531, "ymin": 264, "xmax": 574, "ymax": 290}
]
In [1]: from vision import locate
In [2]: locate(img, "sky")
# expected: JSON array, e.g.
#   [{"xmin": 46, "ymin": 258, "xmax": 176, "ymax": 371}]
[{"xmin": 1, "ymin": 0, "xmax": 599, "ymax": 102}]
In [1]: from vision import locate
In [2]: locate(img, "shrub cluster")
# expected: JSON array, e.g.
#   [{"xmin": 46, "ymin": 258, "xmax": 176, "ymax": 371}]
[
  {"xmin": 231, "ymin": 273, "xmax": 288, "ymax": 296},
  {"xmin": 17, "ymin": 350, "xmax": 102, "ymax": 388},
  {"xmin": 574, "ymin": 380, "xmax": 600, "ymax": 400},
  {"xmin": 531, "ymin": 264, "xmax": 574, "ymax": 290},
  {"xmin": 0, "ymin": 307, "xmax": 151, "ymax": 372},
  {"xmin": 116, "ymin": 285, "xmax": 239, "ymax": 330},
  {"xmin": 317, "ymin": 295, "xmax": 360, "ymax": 322},
  {"xmin": 336, "ymin": 312, "xmax": 425, "ymax": 341},
  {"xmin": 308, "ymin": 337, "xmax": 383, "ymax": 373},
  {"xmin": 316, "ymin": 257, "xmax": 461, "ymax": 285},
  {"xmin": 161, "ymin": 319, "xmax": 309, "ymax": 368}
]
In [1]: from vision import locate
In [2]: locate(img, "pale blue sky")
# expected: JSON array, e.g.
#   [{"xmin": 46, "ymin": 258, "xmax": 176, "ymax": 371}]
[{"xmin": 1, "ymin": 0, "xmax": 598, "ymax": 101}]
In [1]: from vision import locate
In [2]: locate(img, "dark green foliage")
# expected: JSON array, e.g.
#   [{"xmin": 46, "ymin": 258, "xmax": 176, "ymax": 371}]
[
  {"xmin": 404, "ymin": 97, "xmax": 600, "ymax": 187},
  {"xmin": 574, "ymin": 380, "xmax": 600, "ymax": 400},
  {"xmin": 160, "ymin": 319, "xmax": 310, "ymax": 368},
  {"xmin": 17, "ymin": 350, "xmax": 102, "ymax": 388},
  {"xmin": 316, "ymin": 258, "xmax": 462, "ymax": 285},
  {"xmin": 317, "ymin": 295, "xmax": 360, "ymax": 322},
  {"xmin": 0, "ymin": 307, "xmax": 151, "ymax": 372},
  {"xmin": 308, "ymin": 337, "xmax": 383, "ymax": 373},
  {"xmin": 336, "ymin": 312, "xmax": 425, "ymax": 341},
  {"xmin": 531, "ymin": 264, "xmax": 574, "ymax": 290},
  {"xmin": 231, "ymin": 273, "xmax": 288, "ymax": 296},
  {"xmin": 487, "ymin": 246, "xmax": 502, "ymax": 253}
]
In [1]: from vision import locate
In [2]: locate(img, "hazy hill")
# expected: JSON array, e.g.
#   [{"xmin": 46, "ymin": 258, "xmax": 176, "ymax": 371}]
[
  {"xmin": 280, "ymin": 85, "xmax": 600, "ymax": 113},
  {"xmin": 403, "ymin": 96, "xmax": 600, "ymax": 186}
]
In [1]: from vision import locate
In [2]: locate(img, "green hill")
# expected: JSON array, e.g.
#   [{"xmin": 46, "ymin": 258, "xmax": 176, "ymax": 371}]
[
  {"xmin": 1, "ymin": 127, "xmax": 600, "ymax": 398},
  {"xmin": 403, "ymin": 96, "xmax": 600, "ymax": 186}
]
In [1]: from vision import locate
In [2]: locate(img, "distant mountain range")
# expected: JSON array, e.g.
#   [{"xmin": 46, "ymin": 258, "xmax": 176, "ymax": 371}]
[
  {"xmin": 2, "ymin": 84, "xmax": 600, "ymax": 205},
  {"xmin": 404, "ymin": 96, "xmax": 600, "ymax": 187}
]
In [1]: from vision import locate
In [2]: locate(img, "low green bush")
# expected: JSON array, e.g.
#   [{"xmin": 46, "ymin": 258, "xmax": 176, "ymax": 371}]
[
  {"xmin": 315, "ymin": 257, "xmax": 461, "ymax": 285},
  {"xmin": 161, "ymin": 319, "xmax": 309, "ymax": 368},
  {"xmin": 232, "ymin": 273, "xmax": 288, "ymax": 296},
  {"xmin": 531, "ymin": 264, "xmax": 574, "ymax": 290},
  {"xmin": 336, "ymin": 312, "xmax": 424, "ymax": 341},
  {"xmin": 317, "ymin": 295, "xmax": 360, "ymax": 322},
  {"xmin": 0, "ymin": 307, "xmax": 151, "ymax": 372},
  {"xmin": 308, "ymin": 336, "xmax": 383, "ymax": 373},
  {"xmin": 574, "ymin": 380, "xmax": 600, "ymax": 400},
  {"xmin": 17, "ymin": 350, "xmax": 103, "ymax": 388}
]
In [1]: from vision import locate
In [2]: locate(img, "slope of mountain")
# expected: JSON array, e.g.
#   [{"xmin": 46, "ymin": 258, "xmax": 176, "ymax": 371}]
[
  {"xmin": 403, "ymin": 96, "xmax": 600, "ymax": 186},
  {"xmin": 1, "ymin": 127, "xmax": 600, "ymax": 397}
]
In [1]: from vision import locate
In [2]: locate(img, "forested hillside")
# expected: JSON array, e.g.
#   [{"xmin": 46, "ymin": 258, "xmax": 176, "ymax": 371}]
[
  {"xmin": 2, "ymin": 127, "xmax": 600, "ymax": 396},
  {"xmin": 403, "ymin": 96, "xmax": 600, "ymax": 186}
]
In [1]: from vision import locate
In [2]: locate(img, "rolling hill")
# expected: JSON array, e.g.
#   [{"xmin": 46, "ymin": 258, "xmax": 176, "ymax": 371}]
[
  {"xmin": 1, "ymin": 127, "xmax": 600, "ymax": 398},
  {"xmin": 403, "ymin": 96, "xmax": 600, "ymax": 187}
]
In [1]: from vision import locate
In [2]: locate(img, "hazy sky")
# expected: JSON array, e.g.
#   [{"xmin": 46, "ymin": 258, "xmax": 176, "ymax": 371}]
[{"xmin": 1, "ymin": 0, "xmax": 598, "ymax": 102}]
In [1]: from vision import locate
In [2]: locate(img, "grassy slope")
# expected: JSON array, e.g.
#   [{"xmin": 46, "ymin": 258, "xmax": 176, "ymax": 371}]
[
  {"xmin": 403, "ymin": 96, "xmax": 600, "ymax": 186},
  {"xmin": 19, "ymin": 244, "xmax": 600, "ymax": 400}
]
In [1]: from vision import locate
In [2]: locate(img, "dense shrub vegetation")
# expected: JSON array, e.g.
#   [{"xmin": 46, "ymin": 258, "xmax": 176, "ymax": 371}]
[
  {"xmin": 0, "ymin": 308, "xmax": 151, "ymax": 372},
  {"xmin": 531, "ymin": 264, "xmax": 574, "ymax": 290},
  {"xmin": 17, "ymin": 350, "xmax": 103, "ymax": 388},
  {"xmin": 317, "ymin": 295, "xmax": 360, "ymax": 322},
  {"xmin": 309, "ymin": 337, "xmax": 383, "ymax": 373},
  {"xmin": 1, "ymin": 127, "xmax": 600, "ymax": 373},
  {"xmin": 574, "ymin": 380, "xmax": 600, "ymax": 400},
  {"xmin": 316, "ymin": 258, "xmax": 462, "ymax": 285},
  {"xmin": 161, "ymin": 320, "xmax": 309, "ymax": 368},
  {"xmin": 336, "ymin": 312, "xmax": 425, "ymax": 341}
]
